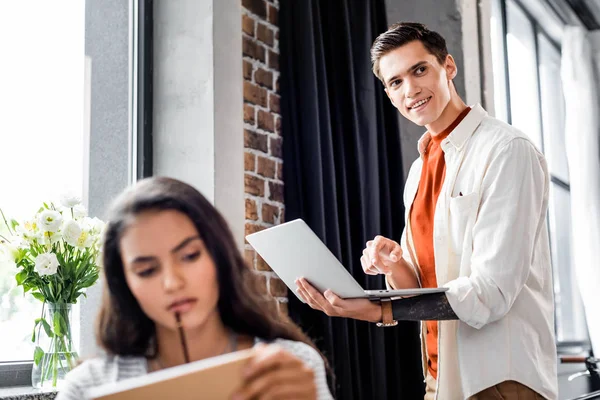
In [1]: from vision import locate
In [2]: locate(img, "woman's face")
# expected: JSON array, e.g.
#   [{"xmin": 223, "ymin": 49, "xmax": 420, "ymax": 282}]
[{"xmin": 119, "ymin": 209, "xmax": 220, "ymax": 332}]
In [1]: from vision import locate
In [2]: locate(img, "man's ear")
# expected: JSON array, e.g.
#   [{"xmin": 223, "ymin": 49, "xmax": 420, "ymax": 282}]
[{"xmin": 445, "ymin": 54, "xmax": 458, "ymax": 80}]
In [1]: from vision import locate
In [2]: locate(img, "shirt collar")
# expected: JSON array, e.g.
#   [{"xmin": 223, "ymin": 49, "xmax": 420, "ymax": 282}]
[{"xmin": 417, "ymin": 104, "xmax": 488, "ymax": 158}]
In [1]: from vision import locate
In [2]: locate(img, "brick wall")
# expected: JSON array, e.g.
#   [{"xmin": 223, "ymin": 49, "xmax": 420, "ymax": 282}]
[{"xmin": 241, "ymin": 0, "xmax": 288, "ymax": 314}]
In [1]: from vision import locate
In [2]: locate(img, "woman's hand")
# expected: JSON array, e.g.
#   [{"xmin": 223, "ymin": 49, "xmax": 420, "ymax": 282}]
[
  {"xmin": 232, "ymin": 343, "xmax": 317, "ymax": 400},
  {"xmin": 295, "ymin": 278, "xmax": 382, "ymax": 323}
]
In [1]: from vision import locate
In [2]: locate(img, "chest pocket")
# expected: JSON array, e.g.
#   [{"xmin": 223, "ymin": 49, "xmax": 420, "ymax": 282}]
[{"xmin": 448, "ymin": 191, "xmax": 478, "ymax": 254}]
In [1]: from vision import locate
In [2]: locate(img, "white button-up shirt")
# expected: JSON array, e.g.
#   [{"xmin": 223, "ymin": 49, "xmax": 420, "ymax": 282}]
[{"xmin": 399, "ymin": 105, "xmax": 558, "ymax": 399}]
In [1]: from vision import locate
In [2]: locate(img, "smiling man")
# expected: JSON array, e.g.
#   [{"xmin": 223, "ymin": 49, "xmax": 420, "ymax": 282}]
[{"xmin": 295, "ymin": 22, "xmax": 558, "ymax": 400}]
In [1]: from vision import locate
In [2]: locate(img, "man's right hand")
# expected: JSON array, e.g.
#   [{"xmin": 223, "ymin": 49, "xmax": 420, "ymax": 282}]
[{"xmin": 361, "ymin": 235, "xmax": 419, "ymax": 289}]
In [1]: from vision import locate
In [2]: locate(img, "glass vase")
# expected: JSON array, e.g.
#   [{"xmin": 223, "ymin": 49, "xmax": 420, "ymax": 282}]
[{"xmin": 31, "ymin": 303, "xmax": 78, "ymax": 389}]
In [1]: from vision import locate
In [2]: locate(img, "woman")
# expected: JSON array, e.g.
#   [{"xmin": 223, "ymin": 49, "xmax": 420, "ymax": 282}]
[{"xmin": 57, "ymin": 177, "xmax": 332, "ymax": 400}]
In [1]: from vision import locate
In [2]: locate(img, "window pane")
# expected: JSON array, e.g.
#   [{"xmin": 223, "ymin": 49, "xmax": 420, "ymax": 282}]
[
  {"xmin": 538, "ymin": 34, "xmax": 569, "ymax": 184},
  {"xmin": 490, "ymin": 0, "xmax": 509, "ymax": 123},
  {"xmin": 0, "ymin": 1, "xmax": 85, "ymax": 362},
  {"xmin": 548, "ymin": 183, "xmax": 588, "ymax": 342},
  {"xmin": 506, "ymin": 0, "xmax": 543, "ymax": 149}
]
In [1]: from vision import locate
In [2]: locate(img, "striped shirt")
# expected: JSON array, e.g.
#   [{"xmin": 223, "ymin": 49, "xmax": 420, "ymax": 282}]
[{"xmin": 56, "ymin": 338, "xmax": 333, "ymax": 400}]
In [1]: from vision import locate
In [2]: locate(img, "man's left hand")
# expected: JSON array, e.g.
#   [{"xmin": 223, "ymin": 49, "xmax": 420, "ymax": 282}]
[{"xmin": 295, "ymin": 278, "xmax": 382, "ymax": 323}]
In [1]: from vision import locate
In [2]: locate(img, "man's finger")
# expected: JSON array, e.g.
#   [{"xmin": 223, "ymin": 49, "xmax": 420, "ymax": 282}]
[
  {"xmin": 297, "ymin": 278, "xmax": 337, "ymax": 315},
  {"xmin": 361, "ymin": 254, "xmax": 378, "ymax": 275}
]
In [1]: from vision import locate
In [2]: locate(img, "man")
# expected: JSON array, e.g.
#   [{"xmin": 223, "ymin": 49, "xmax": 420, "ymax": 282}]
[{"xmin": 295, "ymin": 22, "xmax": 557, "ymax": 400}]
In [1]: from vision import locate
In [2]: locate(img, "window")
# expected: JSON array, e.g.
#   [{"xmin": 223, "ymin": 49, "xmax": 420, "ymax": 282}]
[
  {"xmin": 0, "ymin": 0, "xmax": 149, "ymax": 389},
  {"xmin": 0, "ymin": 1, "xmax": 86, "ymax": 363},
  {"xmin": 490, "ymin": 0, "xmax": 589, "ymax": 345}
]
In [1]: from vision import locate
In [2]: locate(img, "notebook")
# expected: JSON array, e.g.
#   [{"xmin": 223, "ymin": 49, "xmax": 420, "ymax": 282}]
[
  {"xmin": 246, "ymin": 219, "xmax": 448, "ymax": 301},
  {"xmin": 87, "ymin": 349, "xmax": 254, "ymax": 400}
]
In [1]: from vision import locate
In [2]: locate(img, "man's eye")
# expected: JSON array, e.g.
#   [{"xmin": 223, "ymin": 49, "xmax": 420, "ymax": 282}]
[
  {"xmin": 390, "ymin": 79, "xmax": 402, "ymax": 87},
  {"xmin": 415, "ymin": 66, "xmax": 426, "ymax": 75},
  {"xmin": 183, "ymin": 251, "xmax": 201, "ymax": 262}
]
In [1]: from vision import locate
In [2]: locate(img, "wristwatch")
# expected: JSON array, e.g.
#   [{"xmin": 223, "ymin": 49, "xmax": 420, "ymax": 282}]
[{"xmin": 376, "ymin": 298, "xmax": 398, "ymax": 327}]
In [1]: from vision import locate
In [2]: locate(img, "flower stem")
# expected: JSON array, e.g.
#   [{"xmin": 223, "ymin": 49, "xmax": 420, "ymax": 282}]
[{"xmin": 0, "ymin": 208, "xmax": 13, "ymax": 236}]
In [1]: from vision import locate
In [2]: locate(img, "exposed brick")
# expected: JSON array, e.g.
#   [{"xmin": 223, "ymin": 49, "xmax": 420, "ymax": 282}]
[
  {"xmin": 244, "ymin": 152, "xmax": 256, "ymax": 171},
  {"xmin": 256, "ymin": 254, "xmax": 272, "ymax": 271},
  {"xmin": 243, "ymin": 37, "xmax": 266, "ymax": 63},
  {"xmin": 255, "ymin": 68, "xmax": 273, "ymax": 89},
  {"xmin": 255, "ymin": 273, "xmax": 268, "ymax": 295},
  {"xmin": 257, "ymin": 156, "xmax": 276, "ymax": 178},
  {"xmin": 244, "ymin": 249, "xmax": 255, "ymax": 268},
  {"xmin": 244, "ymin": 129, "xmax": 268, "ymax": 152},
  {"xmin": 257, "ymin": 110, "xmax": 275, "ymax": 133},
  {"xmin": 274, "ymin": 115, "xmax": 282, "ymax": 135},
  {"xmin": 262, "ymin": 203, "xmax": 279, "ymax": 224},
  {"xmin": 245, "ymin": 174, "xmax": 265, "ymax": 196},
  {"xmin": 270, "ymin": 277, "xmax": 288, "ymax": 297},
  {"xmin": 269, "ymin": 93, "xmax": 280, "ymax": 113},
  {"xmin": 280, "ymin": 208, "xmax": 285, "ymax": 222},
  {"xmin": 270, "ymin": 136, "xmax": 282, "ymax": 158},
  {"xmin": 276, "ymin": 161, "xmax": 283, "ymax": 181},
  {"xmin": 275, "ymin": 30, "xmax": 279, "ymax": 41},
  {"xmin": 242, "ymin": 0, "xmax": 267, "ymax": 18},
  {"xmin": 245, "ymin": 198, "xmax": 258, "ymax": 221},
  {"xmin": 275, "ymin": 77, "xmax": 280, "ymax": 92},
  {"xmin": 242, "ymin": 14, "xmax": 255, "ymax": 37},
  {"xmin": 257, "ymin": 23, "xmax": 274, "ymax": 47},
  {"xmin": 243, "ymin": 60, "xmax": 253, "ymax": 80},
  {"xmin": 244, "ymin": 81, "xmax": 268, "ymax": 107},
  {"xmin": 277, "ymin": 301, "xmax": 288, "ymax": 315},
  {"xmin": 245, "ymin": 222, "xmax": 267, "ymax": 237},
  {"xmin": 267, "ymin": 4, "xmax": 278, "ymax": 25},
  {"xmin": 244, "ymin": 104, "xmax": 255, "ymax": 125},
  {"xmin": 268, "ymin": 50, "xmax": 279, "ymax": 69},
  {"xmin": 269, "ymin": 181, "xmax": 284, "ymax": 202}
]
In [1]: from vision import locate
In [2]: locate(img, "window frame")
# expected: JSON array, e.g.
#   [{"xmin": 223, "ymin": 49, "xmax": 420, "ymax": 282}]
[
  {"xmin": 0, "ymin": 0, "xmax": 153, "ymax": 389},
  {"xmin": 495, "ymin": 0, "xmax": 590, "ymax": 351}
]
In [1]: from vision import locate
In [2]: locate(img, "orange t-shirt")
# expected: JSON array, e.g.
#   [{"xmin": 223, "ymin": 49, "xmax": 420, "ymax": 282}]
[{"xmin": 409, "ymin": 107, "xmax": 471, "ymax": 380}]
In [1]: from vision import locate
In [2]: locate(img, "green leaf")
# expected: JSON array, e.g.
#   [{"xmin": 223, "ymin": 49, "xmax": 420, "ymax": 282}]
[
  {"xmin": 33, "ymin": 346, "xmax": 44, "ymax": 366},
  {"xmin": 43, "ymin": 202, "xmax": 49, "ymax": 209},
  {"xmin": 53, "ymin": 312, "xmax": 64, "ymax": 337},
  {"xmin": 31, "ymin": 318, "xmax": 42, "ymax": 342},
  {"xmin": 40, "ymin": 319, "xmax": 54, "ymax": 338},
  {"xmin": 31, "ymin": 292, "xmax": 45, "ymax": 302},
  {"xmin": 15, "ymin": 270, "xmax": 27, "ymax": 285}
]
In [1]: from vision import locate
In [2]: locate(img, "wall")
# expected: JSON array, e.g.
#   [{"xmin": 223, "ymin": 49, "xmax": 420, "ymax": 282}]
[{"xmin": 241, "ymin": 0, "xmax": 288, "ymax": 313}]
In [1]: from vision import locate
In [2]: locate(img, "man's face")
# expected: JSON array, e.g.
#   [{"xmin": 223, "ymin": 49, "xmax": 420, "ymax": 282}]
[{"xmin": 379, "ymin": 40, "xmax": 457, "ymax": 127}]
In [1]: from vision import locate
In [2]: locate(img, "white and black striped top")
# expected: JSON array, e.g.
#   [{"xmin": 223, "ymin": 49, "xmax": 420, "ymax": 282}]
[{"xmin": 55, "ymin": 338, "xmax": 333, "ymax": 400}]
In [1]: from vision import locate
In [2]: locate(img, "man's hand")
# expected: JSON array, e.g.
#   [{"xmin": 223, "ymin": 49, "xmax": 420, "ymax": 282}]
[
  {"xmin": 361, "ymin": 235, "xmax": 403, "ymax": 276},
  {"xmin": 361, "ymin": 235, "xmax": 419, "ymax": 289},
  {"xmin": 295, "ymin": 278, "xmax": 382, "ymax": 323}
]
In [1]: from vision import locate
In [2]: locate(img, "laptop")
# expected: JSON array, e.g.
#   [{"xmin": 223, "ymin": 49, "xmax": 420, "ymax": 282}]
[{"xmin": 245, "ymin": 219, "xmax": 448, "ymax": 301}]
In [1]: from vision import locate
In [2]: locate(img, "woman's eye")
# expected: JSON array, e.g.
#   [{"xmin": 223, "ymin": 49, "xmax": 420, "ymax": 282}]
[
  {"xmin": 138, "ymin": 267, "xmax": 156, "ymax": 277},
  {"xmin": 183, "ymin": 251, "xmax": 201, "ymax": 262}
]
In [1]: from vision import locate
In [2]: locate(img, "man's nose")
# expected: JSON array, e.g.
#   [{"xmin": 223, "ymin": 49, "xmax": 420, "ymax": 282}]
[{"xmin": 405, "ymin": 79, "xmax": 421, "ymax": 99}]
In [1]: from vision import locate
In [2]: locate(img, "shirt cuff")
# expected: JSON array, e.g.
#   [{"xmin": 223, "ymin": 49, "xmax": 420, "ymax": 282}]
[{"xmin": 444, "ymin": 277, "xmax": 491, "ymax": 329}]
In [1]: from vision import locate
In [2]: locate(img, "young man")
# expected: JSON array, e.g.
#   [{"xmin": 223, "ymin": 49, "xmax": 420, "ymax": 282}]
[{"xmin": 295, "ymin": 22, "xmax": 558, "ymax": 399}]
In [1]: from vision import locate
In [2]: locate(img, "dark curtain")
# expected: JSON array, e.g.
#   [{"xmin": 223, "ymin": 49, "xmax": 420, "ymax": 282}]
[{"xmin": 280, "ymin": 1, "xmax": 424, "ymax": 399}]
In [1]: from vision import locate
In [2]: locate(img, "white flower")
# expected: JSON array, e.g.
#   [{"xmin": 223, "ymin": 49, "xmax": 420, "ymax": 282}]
[
  {"xmin": 0, "ymin": 240, "xmax": 19, "ymax": 263},
  {"xmin": 35, "ymin": 253, "xmax": 59, "ymax": 276},
  {"xmin": 72, "ymin": 204, "xmax": 87, "ymax": 219},
  {"xmin": 38, "ymin": 210, "xmax": 63, "ymax": 232},
  {"xmin": 76, "ymin": 231, "xmax": 95, "ymax": 249},
  {"xmin": 60, "ymin": 193, "xmax": 81, "ymax": 208},
  {"xmin": 62, "ymin": 219, "xmax": 82, "ymax": 246}
]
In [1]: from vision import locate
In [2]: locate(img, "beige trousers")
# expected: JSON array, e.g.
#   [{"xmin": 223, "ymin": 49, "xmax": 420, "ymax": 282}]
[{"xmin": 424, "ymin": 375, "xmax": 545, "ymax": 400}]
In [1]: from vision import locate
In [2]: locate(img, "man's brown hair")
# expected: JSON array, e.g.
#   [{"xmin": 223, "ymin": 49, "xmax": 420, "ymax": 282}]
[{"xmin": 370, "ymin": 22, "xmax": 448, "ymax": 84}]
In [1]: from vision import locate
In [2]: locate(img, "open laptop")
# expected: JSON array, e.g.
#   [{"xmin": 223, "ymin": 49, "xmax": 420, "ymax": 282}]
[{"xmin": 246, "ymin": 219, "xmax": 448, "ymax": 302}]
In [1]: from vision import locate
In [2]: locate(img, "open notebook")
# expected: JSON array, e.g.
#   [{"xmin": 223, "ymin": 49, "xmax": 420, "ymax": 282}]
[{"xmin": 87, "ymin": 349, "xmax": 254, "ymax": 400}]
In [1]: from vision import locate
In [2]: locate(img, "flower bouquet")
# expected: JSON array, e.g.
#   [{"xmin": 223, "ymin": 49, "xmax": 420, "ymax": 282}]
[{"xmin": 0, "ymin": 195, "xmax": 103, "ymax": 388}]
